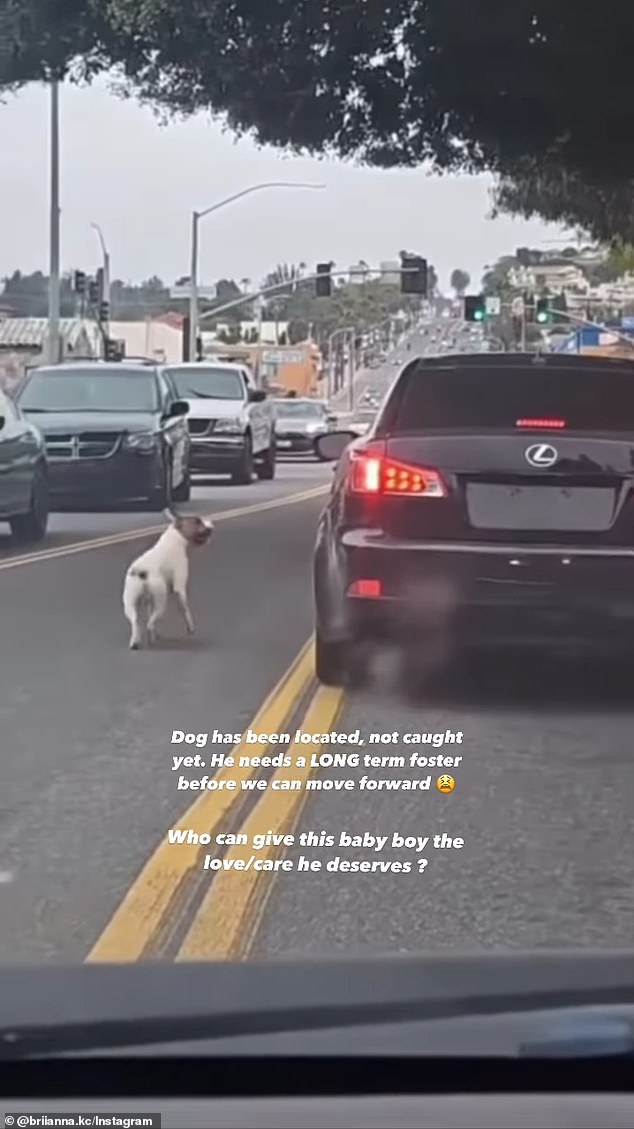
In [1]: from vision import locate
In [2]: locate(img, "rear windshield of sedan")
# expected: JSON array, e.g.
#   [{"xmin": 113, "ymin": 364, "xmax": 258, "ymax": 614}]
[
  {"xmin": 165, "ymin": 366, "xmax": 245, "ymax": 400},
  {"xmin": 390, "ymin": 362, "xmax": 634, "ymax": 432},
  {"xmin": 18, "ymin": 368, "xmax": 159, "ymax": 412},
  {"xmin": 274, "ymin": 401, "xmax": 326, "ymax": 418}
]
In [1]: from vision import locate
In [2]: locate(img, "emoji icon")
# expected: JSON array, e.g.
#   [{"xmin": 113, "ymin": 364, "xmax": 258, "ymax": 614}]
[{"xmin": 436, "ymin": 774, "xmax": 455, "ymax": 794}]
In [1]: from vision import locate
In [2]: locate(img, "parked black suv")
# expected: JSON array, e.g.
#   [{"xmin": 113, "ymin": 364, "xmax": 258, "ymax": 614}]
[{"xmin": 15, "ymin": 361, "xmax": 191, "ymax": 509}]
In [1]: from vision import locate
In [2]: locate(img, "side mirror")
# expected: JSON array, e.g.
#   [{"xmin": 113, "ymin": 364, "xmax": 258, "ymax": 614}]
[
  {"xmin": 249, "ymin": 389, "xmax": 266, "ymax": 403},
  {"xmin": 326, "ymin": 414, "xmax": 337, "ymax": 424},
  {"xmin": 169, "ymin": 399, "xmax": 189, "ymax": 417},
  {"xmin": 314, "ymin": 430, "xmax": 359, "ymax": 462}
]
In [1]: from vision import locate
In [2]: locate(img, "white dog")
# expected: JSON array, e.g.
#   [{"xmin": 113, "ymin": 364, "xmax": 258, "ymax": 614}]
[{"xmin": 123, "ymin": 509, "xmax": 214, "ymax": 649}]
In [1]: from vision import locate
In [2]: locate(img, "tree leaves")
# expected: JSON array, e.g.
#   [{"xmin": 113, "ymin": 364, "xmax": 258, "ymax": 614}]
[
  {"xmin": 5, "ymin": 1, "xmax": 634, "ymax": 240},
  {"xmin": 492, "ymin": 159, "xmax": 634, "ymax": 246}
]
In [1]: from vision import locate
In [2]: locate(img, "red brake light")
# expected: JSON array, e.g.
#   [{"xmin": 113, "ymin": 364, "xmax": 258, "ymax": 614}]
[
  {"xmin": 349, "ymin": 453, "xmax": 447, "ymax": 497},
  {"xmin": 515, "ymin": 418, "xmax": 566, "ymax": 429},
  {"xmin": 348, "ymin": 579, "xmax": 382, "ymax": 598}
]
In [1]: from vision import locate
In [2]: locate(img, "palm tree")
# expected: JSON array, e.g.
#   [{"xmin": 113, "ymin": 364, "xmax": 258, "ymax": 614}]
[{"xmin": 450, "ymin": 268, "xmax": 470, "ymax": 296}]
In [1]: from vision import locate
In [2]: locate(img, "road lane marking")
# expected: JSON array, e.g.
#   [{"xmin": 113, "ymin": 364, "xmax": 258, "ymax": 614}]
[
  {"xmin": 0, "ymin": 485, "xmax": 327, "ymax": 572},
  {"xmin": 85, "ymin": 635, "xmax": 315, "ymax": 962},
  {"xmin": 176, "ymin": 681, "xmax": 345, "ymax": 962}
]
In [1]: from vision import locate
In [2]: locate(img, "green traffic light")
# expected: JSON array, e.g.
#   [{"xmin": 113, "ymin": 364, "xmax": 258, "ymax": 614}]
[
  {"xmin": 536, "ymin": 311, "xmax": 548, "ymax": 323},
  {"xmin": 474, "ymin": 309, "xmax": 484, "ymax": 321}
]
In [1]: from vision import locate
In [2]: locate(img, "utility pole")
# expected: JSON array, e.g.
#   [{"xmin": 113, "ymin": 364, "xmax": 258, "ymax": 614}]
[
  {"xmin": 188, "ymin": 211, "xmax": 200, "ymax": 363},
  {"xmin": 47, "ymin": 80, "xmax": 61, "ymax": 365}
]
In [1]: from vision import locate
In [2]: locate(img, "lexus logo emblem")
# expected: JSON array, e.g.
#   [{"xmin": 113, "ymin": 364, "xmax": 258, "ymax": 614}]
[{"xmin": 524, "ymin": 443, "xmax": 558, "ymax": 468}]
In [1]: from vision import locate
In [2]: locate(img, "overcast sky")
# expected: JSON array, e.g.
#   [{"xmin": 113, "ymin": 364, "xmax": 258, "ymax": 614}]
[{"xmin": 0, "ymin": 77, "xmax": 572, "ymax": 293}]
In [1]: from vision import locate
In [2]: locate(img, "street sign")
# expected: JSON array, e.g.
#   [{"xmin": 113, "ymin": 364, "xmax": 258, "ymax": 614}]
[
  {"xmin": 170, "ymin": 283, "xmax": 218, "ymax": 300},
  {"xmin": 262, "ymin": 348, "xmax": 304, "ymax": 364},
  {"xmin": 511, "ymin": 296, "xmax": 524, "ymax": 317},
  {"xmin": 484, "ymin": 296, "xmax": 501, "ymax": 316}
]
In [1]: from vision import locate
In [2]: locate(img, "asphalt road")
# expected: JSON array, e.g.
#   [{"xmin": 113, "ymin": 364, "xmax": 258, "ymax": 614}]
[
  {"xmin": 0, "ymin": 460, "xmax": 329, "ymax": 962},
  {"xmin": 254, "ymin": 649, "xmax": 634, "ymax": 958},
  {"xmin": 6, "ymin": 332, "xmax": 634, "ymax": 967}
]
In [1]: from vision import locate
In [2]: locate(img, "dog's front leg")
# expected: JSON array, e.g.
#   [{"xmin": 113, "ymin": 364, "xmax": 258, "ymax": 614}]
[{"xmin": 173, "ymin": 583, "xmax": 195, "ymax": 635}]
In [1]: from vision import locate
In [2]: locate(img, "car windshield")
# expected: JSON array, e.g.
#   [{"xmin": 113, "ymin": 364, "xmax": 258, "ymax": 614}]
[
  {"xmin": 17, "ymin": 368, "xmax": 159, "ymax": 412},
  {"xmin": 165, "ymin": 367, "xmax": 245, "ymax": 400},
  {"xmin": 6, "ymin": 4, "xmax": 634, "ymax": 1066},
  {"xmin": 391, "ymin": 363, "xmax": 634, "ymax": 432},
  {"xmin": 275, "ymin": 401, "xmax": 325, "ymax": 418}
]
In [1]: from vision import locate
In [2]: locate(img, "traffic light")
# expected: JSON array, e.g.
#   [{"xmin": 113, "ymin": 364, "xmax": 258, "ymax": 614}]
[
  {"xmin": 400, "ymin": 254, "xmax": 428, "ymax": 295},
  {"xmin": 536, "ymin": 297, "xmax": 550, "ymax": 324},
  {"xmin": 98, "ymin": 300, "xmax": 110, "ymax": 323},
  {"xmin": 73, "ymin": 270, "xmax": 86, "ymax": 295},
  {"xmin": 104, "ymin": 337, "xmax": 124, "ymax": 361},
  {"xmin": 88, "ymin": 278, "xmax": 99, "ymax": 304},
  {"xmin": 315, "ymin": 263, "xmax": 332, "ymax": 298},
  {"xmin": 464, "ymin": 294, "xmax": 486, "ymax": 322}
]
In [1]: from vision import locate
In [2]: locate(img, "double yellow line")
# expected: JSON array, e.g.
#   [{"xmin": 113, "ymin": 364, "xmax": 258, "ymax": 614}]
[
  {"xmin": 0, "ymin": 485, "xmax": 328, "ymax": 572},
  {"xmin": 86, "ymin": 636, "xmax": 345, "ymax": 963}
]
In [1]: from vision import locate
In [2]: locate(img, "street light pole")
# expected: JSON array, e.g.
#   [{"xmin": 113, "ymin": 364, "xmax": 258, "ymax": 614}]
[
  {"xmin": 187, "ymin": 181, "xmax": 325, "ymax": 363},
  {"xmin": 47, "ymin": 79, "xmax": 61, "ymax": 365},
  {"xmin": 90, "ymin": 222, "xmax": 111, "ymax": 304},
  {"xmin": 90, "ymin": 222, "xmax": 111, "ymax": 358},
  {"xmin": 188, "ymin": 210, "xmax": 200, "ymax": 362}
]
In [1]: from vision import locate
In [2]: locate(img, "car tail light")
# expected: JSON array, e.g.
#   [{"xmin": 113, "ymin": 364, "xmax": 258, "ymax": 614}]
[
  {"xmin": 348, "ymin": 579, "xmax": 382, "ymax": 597},
  {"xmin": 515, "ymin": 418, "xmax": 566, "ymax": 429},
  {"xmin": 348, "ymin": 450, "xmax": 447, "ymax": 497}
]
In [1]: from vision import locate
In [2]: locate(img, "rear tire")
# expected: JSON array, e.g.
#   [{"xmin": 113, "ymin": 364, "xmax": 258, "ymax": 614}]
[
  {"xmin": 315, "ymin": 633, "xmax": 369, "ymax": 688},
  {"xmin": 9, "ymin": 467, "xmax": 49, "ymax": 544},
  {"xmin": 256, "ymin": 440, "xmax": 276, "ymax": 480},
  {"xmin": 172, "ymin": 466, "xmax": 191, "ymax": 502},
  {"xmin": 147, "ymin": 459, "xmax": 172, "ymax": 511},
  {"xmin": 315, "ymin": 629, "xmax": 349, "ymax": 687}
]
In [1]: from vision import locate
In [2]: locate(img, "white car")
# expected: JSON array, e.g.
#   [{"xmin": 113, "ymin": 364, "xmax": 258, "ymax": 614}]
[{"xmin": 160, "ymin": 361, "xmax": 276, "ymax": 484}]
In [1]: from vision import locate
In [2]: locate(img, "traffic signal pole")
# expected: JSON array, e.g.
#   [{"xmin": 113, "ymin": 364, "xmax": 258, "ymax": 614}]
[
  {"xmin": 196, "ymin": 265, "xmax": 426, "ymax": 324},
  {"xmin": 192, "ymin": 263, "xmax": 426, "ymax": 385}
]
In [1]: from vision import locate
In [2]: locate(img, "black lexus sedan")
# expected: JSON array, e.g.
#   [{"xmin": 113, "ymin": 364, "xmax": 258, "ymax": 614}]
[
  {"xmin": 0, "ymin": 384, "xmax": 49, "ymax": 542},
  {"xmin": 15, "ymin": 362, "xmax": 191, "ymax": 509},
  {"xmin": 313, "ymin": 351, "xmax": 634, "ymax": 684}
]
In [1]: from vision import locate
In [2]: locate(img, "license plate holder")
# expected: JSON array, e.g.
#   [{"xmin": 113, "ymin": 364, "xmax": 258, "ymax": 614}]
[{"xmin": 466, "ymin": 483, "xmax": 614, "ymax": 532}]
